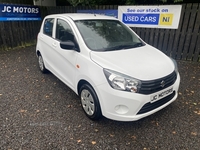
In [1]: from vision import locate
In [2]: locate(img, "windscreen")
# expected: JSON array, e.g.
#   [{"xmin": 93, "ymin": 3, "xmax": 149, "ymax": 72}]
[{"xmin": 75, "ymin": 20, "xmax": 145, "ymax": 51}]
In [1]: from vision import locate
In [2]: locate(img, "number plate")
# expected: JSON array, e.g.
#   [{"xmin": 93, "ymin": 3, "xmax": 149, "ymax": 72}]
[{"xmin": 150, "ymin": 87, "xmax": 173, "ymax": 103}]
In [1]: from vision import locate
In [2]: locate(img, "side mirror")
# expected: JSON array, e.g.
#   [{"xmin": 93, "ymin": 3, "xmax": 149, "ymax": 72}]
[
  {"xmin": 60, "ymin": 41, "xmax": 75, "ymax": 50},
  {"xmin": 60, "ymin": 41, "xmax": 80, "ymax": 52}
]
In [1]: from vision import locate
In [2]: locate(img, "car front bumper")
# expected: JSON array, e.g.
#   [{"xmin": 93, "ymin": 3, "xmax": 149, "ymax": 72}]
[{"xmin": 95, "ymin": 73, "xmax": 180, "ymax": 121}]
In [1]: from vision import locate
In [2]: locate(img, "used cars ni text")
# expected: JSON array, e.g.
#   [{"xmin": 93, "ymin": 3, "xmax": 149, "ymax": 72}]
[{"xmin": 36, "ymin": 13, "xmax": 180, "ymax": 121}]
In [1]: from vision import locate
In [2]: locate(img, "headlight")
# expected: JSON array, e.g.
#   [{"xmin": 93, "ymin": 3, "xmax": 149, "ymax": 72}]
[
  {"xmin": 103, "ymin": 69, "xmax": 141, "ymax": 93},
  {"xmin": 170, "ymin": 58, "xmax": 178, "ymax": 74}
]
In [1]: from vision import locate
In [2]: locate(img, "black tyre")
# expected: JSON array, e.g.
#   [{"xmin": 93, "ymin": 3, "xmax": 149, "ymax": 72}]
[
  {"xmin": 38, "ymin": 54, "xmax": 48, "ymax": 73},
  {"xmin": 79, "ymin": 84, "xmax": 102, "ymax": 120}
]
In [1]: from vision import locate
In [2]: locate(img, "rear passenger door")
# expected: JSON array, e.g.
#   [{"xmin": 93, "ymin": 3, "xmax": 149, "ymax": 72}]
[{"xmin": 38, "ymin": 18, "xmax": 56, "ymax": 71}]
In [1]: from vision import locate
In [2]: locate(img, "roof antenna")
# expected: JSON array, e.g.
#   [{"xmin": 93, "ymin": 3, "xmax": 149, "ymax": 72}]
[{"xmin": 85, "ymin": 0, "xmax": 96, "ymax": 16}]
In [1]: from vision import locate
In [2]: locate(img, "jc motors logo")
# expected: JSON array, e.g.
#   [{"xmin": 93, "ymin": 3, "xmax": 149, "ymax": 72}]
[{"xmin": 2, "ymin": 6, "xmax": 12, "ymax": 12}]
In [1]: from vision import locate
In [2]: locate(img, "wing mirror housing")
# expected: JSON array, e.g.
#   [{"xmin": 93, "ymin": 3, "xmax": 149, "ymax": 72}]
[{"xmin": 60, "ymin": 41, "xmax": 80, "ymax": 52}]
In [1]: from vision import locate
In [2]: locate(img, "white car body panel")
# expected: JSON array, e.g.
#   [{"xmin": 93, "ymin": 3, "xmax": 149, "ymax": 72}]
[{"xmin": 90, "ymin": 44, "xmax": 174, "ymax": 80}]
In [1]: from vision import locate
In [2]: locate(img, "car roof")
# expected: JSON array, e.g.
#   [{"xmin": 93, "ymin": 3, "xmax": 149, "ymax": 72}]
[{"xmin": 45, "ymin": 13, "xmax": 118, "ymax": 21}]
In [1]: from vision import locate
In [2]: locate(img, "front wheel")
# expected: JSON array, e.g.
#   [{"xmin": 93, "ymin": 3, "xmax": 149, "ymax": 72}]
[{"xmin": 79, "ymin": 84, "xmax": 102, "ymax": 120}]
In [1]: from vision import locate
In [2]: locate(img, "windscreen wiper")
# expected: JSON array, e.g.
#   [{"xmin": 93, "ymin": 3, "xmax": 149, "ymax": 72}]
[{"xmin": 104, "ymin": 43, "xmax": 145, "ymax": 51}]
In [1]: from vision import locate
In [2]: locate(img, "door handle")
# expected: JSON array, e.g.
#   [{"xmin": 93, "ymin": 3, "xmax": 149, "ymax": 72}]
[{"xmin": 52, "ymin": 43, "xmax": 57, "ymax": 47}]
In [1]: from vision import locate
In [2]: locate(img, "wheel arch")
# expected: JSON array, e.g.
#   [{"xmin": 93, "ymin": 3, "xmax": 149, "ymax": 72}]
[
  {"xmin": 77, "ymin": 79, "xmax": 92, "ymax": 95},
  {"xmin": 36, "ymin": 50, "xmax": 41, "ymax": 57}
]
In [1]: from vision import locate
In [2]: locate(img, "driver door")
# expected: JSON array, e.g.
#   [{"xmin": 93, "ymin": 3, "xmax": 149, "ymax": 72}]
[{"xmin": 50, "ymin": 18, "xmax": 79, "ymax": 90}]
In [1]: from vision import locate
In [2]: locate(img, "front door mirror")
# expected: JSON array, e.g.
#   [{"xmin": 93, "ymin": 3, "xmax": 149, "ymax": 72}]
[{"xmin": 60, "ymin": 41, "xmax": 75, "ymax": 50}]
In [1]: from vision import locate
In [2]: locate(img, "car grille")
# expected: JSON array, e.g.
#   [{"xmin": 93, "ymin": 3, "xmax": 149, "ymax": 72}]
[
  {"xmin": 137, "ymin": 91, "xmax": 176, "ymax": 115},
  {"xmin": 138, "ymin": 71, "xmax": 177, "ymax": 95}
]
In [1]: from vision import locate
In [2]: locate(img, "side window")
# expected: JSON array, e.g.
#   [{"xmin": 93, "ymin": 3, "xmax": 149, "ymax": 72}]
[
  {"xmin": 56, "ymin": 19, "xmax": 74, "ymax": 42},
  {"xmin": 43, "ymin": 18, "xmax": 54, "ymax": 37}
]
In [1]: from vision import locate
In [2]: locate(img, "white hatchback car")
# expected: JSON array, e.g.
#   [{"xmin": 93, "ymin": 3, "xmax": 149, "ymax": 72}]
[{"xmin": 36, "ymin": 13, "xmax": 180, "ymax": 121}]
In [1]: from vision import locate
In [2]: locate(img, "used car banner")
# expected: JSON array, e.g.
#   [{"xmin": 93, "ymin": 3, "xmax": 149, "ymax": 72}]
[
  {"xmin": 0, "ymin": 4, "xmax": 41, "ymax": 21},
  {"xmin": 118, "ymin": 5, "xmax": 182, "ymax": 29}
]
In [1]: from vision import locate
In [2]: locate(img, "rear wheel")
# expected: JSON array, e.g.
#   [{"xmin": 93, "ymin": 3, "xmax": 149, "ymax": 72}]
[
  {"xmin": 79, "ymin": 84, "xmax": 102, "ymax": 120},
  {"xmin": 38, "ymin": 54, "xmax": 48, "ymax": 73}
]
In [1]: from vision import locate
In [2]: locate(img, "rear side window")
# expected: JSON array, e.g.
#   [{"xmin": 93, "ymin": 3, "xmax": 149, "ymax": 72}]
[{"xmin": 43, "ymin": 18, "xmax": 54, "ymax": 37}]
